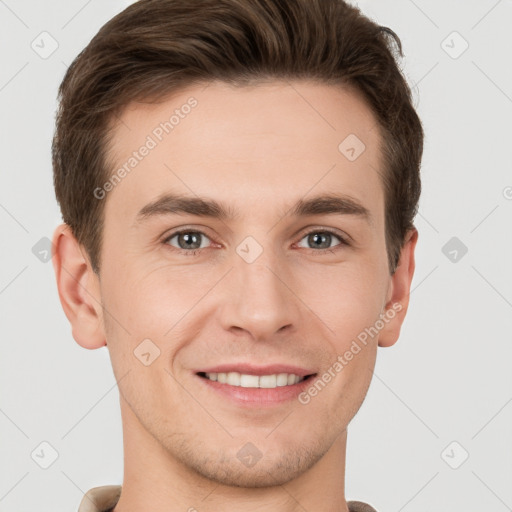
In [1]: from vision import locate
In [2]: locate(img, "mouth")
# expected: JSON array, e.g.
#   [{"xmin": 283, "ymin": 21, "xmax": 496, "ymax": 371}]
[
  {"xmin": 194, "ymin": 366, "xmax": 317, "ymax": 407},
  {"xmin": 197, "ymin": 371, "xmax": 316, "ymax": 388}
]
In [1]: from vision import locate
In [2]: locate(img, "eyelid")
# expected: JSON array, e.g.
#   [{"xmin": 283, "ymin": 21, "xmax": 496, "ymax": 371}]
[
  {"xmin": 161, "ymin": 225, "xmax": 215, "ymax": 242},
  {"xmin": 296, "ymin": 226, "xmax": 351, "ymax": 245},
  {"xmin": 161, "ymin": 225, "xmax": 351, "ymax": 257},
  {"xmin": 162, "ymin": 227, "xmax": 216, "ymax": 248}
]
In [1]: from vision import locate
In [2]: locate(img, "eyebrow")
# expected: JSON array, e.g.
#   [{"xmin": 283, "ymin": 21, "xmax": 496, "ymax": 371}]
[{"xmin": 134, "ymin": 192, "xmax": 372, "ymax": 225}]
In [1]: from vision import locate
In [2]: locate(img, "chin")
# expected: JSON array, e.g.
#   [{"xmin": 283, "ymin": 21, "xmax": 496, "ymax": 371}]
[{"xmin": 172, "ymin": 438, "xmax": 327, "ymax": 488}]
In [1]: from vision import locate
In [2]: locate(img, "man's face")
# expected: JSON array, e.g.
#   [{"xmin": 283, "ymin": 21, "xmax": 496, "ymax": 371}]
[{"xmin": 97, "ymin": 80, "xmax": 394, "ymax": 486}]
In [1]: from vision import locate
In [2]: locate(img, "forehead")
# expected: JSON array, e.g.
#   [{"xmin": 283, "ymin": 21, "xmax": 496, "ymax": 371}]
[{"xmin": 104, "ymin": 80, "xmax": 385, "ymax": 225}]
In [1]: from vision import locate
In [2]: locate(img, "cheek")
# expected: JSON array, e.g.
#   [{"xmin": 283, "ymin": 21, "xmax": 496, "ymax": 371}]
[
  {"xmin": 293, "ymin": 258, "xmax": 387, "ymax": 344},
  {"xmin": 101, "ymin": 253, "xmax": 199, "ymax": 330}
]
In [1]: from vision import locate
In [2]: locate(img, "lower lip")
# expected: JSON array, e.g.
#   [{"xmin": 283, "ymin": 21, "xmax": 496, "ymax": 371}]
[{"xmin": 196, "ymin": 374, "xmax": 315, "ymax": 407}]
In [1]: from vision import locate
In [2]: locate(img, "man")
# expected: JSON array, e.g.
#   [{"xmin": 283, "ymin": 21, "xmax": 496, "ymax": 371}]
[{"xmin": 51, "ymin": 0, "xmax": 422, "ymax": 510}]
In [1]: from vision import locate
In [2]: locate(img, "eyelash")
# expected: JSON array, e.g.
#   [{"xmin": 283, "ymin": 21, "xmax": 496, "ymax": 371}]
[{"xmin": 162, "ymin": 227, "xmax": 350, "ymax": 257}]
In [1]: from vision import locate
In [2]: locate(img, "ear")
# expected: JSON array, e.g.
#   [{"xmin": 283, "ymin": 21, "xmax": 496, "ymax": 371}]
[
  {"xmin": 51, "ymin": 223, "xmax": 106, "ymax": 349},
  {"xmin": 378, "ymin": 228, "xmax": 418, "ymax": 348}
]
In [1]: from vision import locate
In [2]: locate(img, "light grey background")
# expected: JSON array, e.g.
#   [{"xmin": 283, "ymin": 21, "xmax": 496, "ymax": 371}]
[{"xmin": 1, "ymin": 1, "xmax": 511, "ymax": 511}]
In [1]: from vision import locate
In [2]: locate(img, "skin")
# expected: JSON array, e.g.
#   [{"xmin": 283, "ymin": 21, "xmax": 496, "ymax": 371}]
[{"xmin": 52, "ymin": 80, "xmax": 417, "ymax": 512}]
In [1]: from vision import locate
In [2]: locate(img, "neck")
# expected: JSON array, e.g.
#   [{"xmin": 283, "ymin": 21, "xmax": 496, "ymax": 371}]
[{"xmin": 113, "ymin": 396, "xmax": 350, "ymax": 512}]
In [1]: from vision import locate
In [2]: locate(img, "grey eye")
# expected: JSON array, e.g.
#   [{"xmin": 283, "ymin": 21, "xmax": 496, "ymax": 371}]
[
  {"xmin": 297, "ymin": 231, "xmax": 343, "ymax": 250},
  {"xmin": 166, "ymin": 231, "xmax": 210, "ymax": 250}
]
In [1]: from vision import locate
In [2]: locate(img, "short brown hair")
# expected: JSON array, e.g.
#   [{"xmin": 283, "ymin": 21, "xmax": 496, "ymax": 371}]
[{"xmin": 53, "ymin": 0, "xmax": 423, "ymax": 275}]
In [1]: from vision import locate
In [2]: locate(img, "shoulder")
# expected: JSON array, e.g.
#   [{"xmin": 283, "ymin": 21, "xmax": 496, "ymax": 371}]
[
  {"xmin": 347, "ymin": 500, "xmax": 379, "ymax": 512},
  {"xmin": 77, "ymin": 485, "xmax": 122, "ymax": 512}
]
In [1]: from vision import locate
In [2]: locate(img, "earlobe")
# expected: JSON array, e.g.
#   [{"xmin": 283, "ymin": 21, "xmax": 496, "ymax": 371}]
[
  {"xmin": 51, "ymin": 223, "xmax": 106, "ymax": 349},
  {"xmin": 378, "ymin": 228, "xmax": 418, "ymax": 348}
]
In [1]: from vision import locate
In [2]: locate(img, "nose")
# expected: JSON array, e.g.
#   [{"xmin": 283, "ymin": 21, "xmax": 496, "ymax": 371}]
[{"xmin": 217, "ymin": 247, "xmax": 301, "ymax": 341}]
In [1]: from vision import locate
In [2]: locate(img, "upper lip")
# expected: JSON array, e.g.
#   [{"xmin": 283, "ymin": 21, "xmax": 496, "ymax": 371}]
[{"xmin": 195, "ymin": 363, "xmax": 316, "ymax": 378}]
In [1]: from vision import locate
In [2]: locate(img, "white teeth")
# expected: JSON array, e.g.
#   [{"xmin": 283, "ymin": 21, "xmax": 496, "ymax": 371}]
[
  {"xmin": 259, "ymin": 374, "xmax": 277, "ymax": 388},
  {"xmin": 276, "ymin": 373, "xmax": 289, "ymax": 386},
  {"xmin": 240, "ymin": 374, "xmax": 260, "ymax": 388},
  {"xmin": 204, "ymin": 372, "xmax": 306, "ymax": 388},
  {"xmin": 226, "ymin": 372, "xmax": 240, "ymax": 386}
]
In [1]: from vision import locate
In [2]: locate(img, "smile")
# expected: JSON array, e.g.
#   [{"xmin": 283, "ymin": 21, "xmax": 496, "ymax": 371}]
[{"xmin": 199, "ymin": 371, "xmax": 311, "ymax": 388}]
